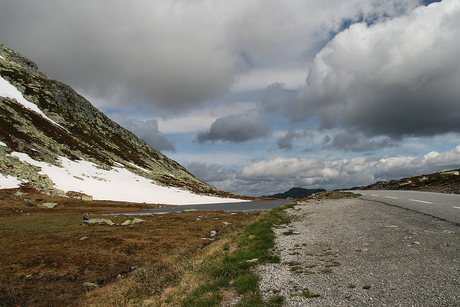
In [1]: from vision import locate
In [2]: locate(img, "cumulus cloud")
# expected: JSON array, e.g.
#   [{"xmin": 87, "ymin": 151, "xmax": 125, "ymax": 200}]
[
  {"xmin": 263, "ymin": 0, "xmax": 460, "ymax": 140},
  {"xmin": 236, "ymin": 145, "xmax": 460, "ymax": 194},
  {"xmin": 322, "ymin": 131, "xmax": 398, "ymax": 152},
  {"xmin": 196, "ymin": 110, "xmax": 271, "ymax": 143},
  {"xmin": 110, "ymin": 114, "xmax": 176, "ymax": 152}
]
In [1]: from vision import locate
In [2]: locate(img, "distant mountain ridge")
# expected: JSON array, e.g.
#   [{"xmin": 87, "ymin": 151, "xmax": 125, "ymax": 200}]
[
  {"xmin": 0, "ymin": 45, "xmax": 246, "ymax": 204},
  {"xmin": 263, "ymin": 187, "xmax": 326, "ymax": 199}
]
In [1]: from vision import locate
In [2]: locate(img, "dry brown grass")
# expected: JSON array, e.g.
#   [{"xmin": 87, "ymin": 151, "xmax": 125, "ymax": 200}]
[{"xmin": 0, "ymin": 187, "xmax": 259, "ymax": 307}]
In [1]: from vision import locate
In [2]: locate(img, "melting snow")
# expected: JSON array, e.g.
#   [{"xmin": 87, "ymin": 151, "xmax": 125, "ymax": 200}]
[
  {"xmin": 0, "ymin": 75, "xmax": 67, "ymax": 131},
  {"xmin": 0, "ymin": 174, "xmax": 21, "ymax": 189},
  {"xmin": 128, "ymin": 162, "xmax": 151, "ymax": 174},
  {"xmin": 10, "ymin": 152, "xmax": 245, "ymax": 205},
  {"xmin": 0, "ymin": 141, "xmax": 6, "ymax": 147}
]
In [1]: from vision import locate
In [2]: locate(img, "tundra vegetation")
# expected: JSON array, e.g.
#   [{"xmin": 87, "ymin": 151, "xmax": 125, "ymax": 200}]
[{"xmin": 0, "ymin": 186, "xmax": 263, "ymax": 306}]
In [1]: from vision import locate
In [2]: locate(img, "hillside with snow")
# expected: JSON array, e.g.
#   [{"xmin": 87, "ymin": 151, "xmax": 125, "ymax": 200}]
[{"xmin": 0, "ymin": 45, "xmax": 247, "ymax": 205}]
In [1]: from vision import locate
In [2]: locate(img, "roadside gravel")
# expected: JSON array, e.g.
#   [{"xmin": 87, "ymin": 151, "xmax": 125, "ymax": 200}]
[{"xmin": 256, "ymin": 198, "xmax": 460, "ymax": 306}]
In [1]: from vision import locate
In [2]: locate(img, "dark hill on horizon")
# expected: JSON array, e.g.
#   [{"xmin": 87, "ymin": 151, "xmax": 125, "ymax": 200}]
[{"xmin": 263, "ymin": 187, "xmax": 326, "ymax": 199}]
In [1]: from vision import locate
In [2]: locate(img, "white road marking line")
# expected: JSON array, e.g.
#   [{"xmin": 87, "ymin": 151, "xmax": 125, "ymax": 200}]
[
  {"xmin": 370, "ymin": 194, "xmax": 379, "ymax": 197},
  {"xmin": 453, "ymin": 206, "xmax": 460, "ymax": 210},
  {"xmin": 385, "ymin": 196, "xmax": 398, "ymax": 199},
  {"xmin": 409, "ymin": 199, "xmax": 433, "ymax": 204}
]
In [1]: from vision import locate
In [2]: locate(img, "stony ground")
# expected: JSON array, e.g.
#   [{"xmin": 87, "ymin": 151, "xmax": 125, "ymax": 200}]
[{"xmin": 256, "ymin": 198, "xmax": 460, "ymax": 306}]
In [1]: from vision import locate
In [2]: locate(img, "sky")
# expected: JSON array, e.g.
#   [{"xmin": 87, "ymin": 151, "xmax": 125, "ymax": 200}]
[{"xmin": 1, "ymin": 0, "xmax": 460, "ymax": 196}]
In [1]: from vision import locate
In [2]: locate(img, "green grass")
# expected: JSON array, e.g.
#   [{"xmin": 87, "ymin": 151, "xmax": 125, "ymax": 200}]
[
  {"xmin": 180, "ymin": 203, "xmax": 295, "ymax": 306},
  {"xmin": 302, "ymin": 289, "xmax": 321, "ymax": 298}
]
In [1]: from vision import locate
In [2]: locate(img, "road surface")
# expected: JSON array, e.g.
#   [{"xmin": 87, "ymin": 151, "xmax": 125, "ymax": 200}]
[{"xmin": 350, "ymin": 190, "xmax": 460, "ymax": 224}]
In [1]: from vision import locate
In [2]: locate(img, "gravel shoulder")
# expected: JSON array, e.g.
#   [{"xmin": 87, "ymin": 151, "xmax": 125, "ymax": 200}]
[{"xmin": 256, "ymin": 198, "xmax": 460, "ymax": 306}]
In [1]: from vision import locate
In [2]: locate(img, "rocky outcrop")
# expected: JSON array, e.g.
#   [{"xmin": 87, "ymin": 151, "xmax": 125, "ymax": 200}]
[{"xmin": 359, "ymin": 168, "xmax": 460, "ymax": 194}]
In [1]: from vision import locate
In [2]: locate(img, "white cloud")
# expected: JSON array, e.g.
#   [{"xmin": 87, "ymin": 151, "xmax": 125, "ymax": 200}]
[
  {"xmin": 267, "ymin": 0, "xmax": 460, "ymax": 140},
  {"xmin": 227, "ymin": 145, "xmax": 460, "ymax": 195}
]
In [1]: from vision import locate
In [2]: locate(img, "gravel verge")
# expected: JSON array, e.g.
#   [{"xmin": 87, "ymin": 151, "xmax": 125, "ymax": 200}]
[{"xmin": 256, "ymin": 198, "xmax": 459, "ymax": 306}]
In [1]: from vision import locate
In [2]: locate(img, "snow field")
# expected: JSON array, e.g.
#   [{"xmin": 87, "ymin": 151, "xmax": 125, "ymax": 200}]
[{"xmin": 9, "ymin": 152, "xmax": 245, "ymax": 205}]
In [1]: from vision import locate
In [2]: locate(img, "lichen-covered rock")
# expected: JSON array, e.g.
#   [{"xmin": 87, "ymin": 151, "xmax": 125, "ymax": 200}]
[
  {"xmin": 41, "ymin": 202, "xmax": 58, "ymax": 208},
  {"xmin": 88, "ymin": 218, "xmax": 115, "ymax": 225}
]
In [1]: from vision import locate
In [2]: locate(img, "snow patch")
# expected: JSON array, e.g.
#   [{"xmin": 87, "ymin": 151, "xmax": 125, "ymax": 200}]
[
  {"xmin": 10, "ymin": 151, "xmax": 245, "ymax": 205},
  {"xmin": 0, "ymin": 76, "xmax": 67, "ymax": 131},
  {"xmin": 0, "ymin": 141, "xmax": 7, "ymax": 147},
  {"xmin": 0, "ymin": 55, "xmax": 4, "ymax": 60},
  {"xmin": 128, "ymin": 162, "xmax": 151, "ymax": 174},
  {"xmin": 0, "ymin": 174, "xmax": 21, "ymax": 189}
]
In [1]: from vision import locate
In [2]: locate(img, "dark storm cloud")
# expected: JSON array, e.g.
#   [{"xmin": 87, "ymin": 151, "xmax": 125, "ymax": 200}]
[
  {"xmin": 262, "ymin": 0, "xmax": 460, "ymax": 140},
  {"xmin": 276, "ymin": 129, "xmax": 310, "ymax": 150},
  {"xmin": 322, "ymin": 131, "xmax": 398, "ymax": 152},
  {"xmin": 196, "ymin": 110, "xmax": 271, "ymax": 143},
  {"xmin": 110, "ymin": 114, "xmax": 176, "ymax": 152},
  {"xmin": 0, "ymin": 0, "xmax": 242, "ymax": 113},
  {"xmin": 0, "ymin": 0, "xmax": 425, "ymax": 115}
]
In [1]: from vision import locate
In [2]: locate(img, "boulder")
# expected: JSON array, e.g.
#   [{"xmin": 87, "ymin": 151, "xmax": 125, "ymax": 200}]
[
  {"xmin": 41, "ymin": 202, "xmax": 57, "ymax": 208},
  {"xmin": 88, "ymin": 218, "xmax": 115, "ymax": 225}
]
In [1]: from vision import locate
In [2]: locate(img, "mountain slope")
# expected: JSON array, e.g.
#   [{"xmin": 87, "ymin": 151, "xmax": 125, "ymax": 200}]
[
  {"xmin": 358, "ymin": 168, "xmax": 460, "ymax": 194},
  {"xmin": 0, "ymin": 45, "xmax": 246, "ymax": 204}
]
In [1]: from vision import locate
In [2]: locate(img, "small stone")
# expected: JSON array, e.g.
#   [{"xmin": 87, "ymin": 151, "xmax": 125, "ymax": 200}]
[{"xmin": 246, "ymin": 258, "xmax": 259, "ymax": 263}]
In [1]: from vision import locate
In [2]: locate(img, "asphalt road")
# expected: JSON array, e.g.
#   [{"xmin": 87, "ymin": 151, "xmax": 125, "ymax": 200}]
[
  {"xmin": 120, "ymin": 199, "xmax": 293, "ymax": 215},
  {"xmin": 350, "ymin": 190, "xmax": 460, "ymax": 224}
]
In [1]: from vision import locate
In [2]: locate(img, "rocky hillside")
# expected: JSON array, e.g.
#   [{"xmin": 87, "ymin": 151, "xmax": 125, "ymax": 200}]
[
  {"xmin": 0, "ymin": 45, "xmax": 246, "ymax": 204},
  {"xmin": 359, "ymin": 169, "xmax": 460, "ymax": 194}
]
